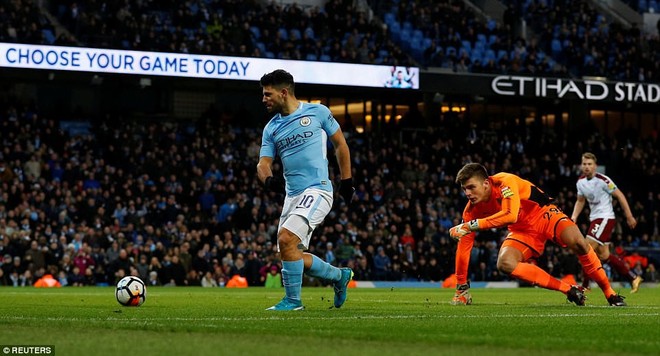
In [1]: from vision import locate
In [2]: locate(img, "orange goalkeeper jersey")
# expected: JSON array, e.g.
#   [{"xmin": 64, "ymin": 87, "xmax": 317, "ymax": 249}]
[{"xmin": 461, "ymin": 172, "xmax": 554, "ymax": 234}]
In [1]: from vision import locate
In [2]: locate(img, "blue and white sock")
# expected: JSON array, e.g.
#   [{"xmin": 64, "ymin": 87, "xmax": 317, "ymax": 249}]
[
  {"xmin": 306, "ymin": 254, "xmax": 341, "ymax": 282},
  {"xmin": 282, "ymin": 259, "xmax": 304, "ymax": 302}
]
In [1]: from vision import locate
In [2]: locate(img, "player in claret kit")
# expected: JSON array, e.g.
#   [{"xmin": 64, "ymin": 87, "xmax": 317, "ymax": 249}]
[
  {"xmin": 571, "ymin": 152, "xmax": 642, "ymax": 293},
  {"xmin": 449, "ymin": 163, "xmax": 626, "ymax": 307}
]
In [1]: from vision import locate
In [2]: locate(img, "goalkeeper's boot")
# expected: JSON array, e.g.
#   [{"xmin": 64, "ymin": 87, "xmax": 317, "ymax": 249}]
[
  {"xmin": 450, "ymin": 282, "xmax": 472, "ymax": 305},
  {"xmin": 333, "ymin": 268, "xmax": 354, "ymax": 308},
  {"xmin": 266, "ymin": 297, "xmax": 304, "ymax": 311},
  {"xmin": 607, "ymin": 294, "xmax": 627, "ymax": 307},
  {"xmin": 630, "ymin": 275, "xmax": 643, "ymax": 294},
  {"xmin": 566, "ymin": 285, "xmax": 587, "ymax": 306}
]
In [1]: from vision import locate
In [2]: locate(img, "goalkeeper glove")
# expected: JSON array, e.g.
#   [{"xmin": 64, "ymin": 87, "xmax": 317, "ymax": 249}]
[
  {"xmin": 339, "ymin": 178, "xmax": 355, "ymax": 205},
  {"xmin": 264, "ymin": 176, "xmax": 285, "ymax": 194},
  {"xmin": 449, "ymin": 220, "xmax": 479, "ymax": 241}
]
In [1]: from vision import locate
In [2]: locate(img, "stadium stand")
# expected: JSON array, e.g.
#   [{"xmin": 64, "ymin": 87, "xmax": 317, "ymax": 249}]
[
  {"xmin": 0, "ymin": 95, "xmax": 658, "ymax": 287},
  {"xmin": 0, "ymin": 0, "xmax": 658, "ymax": 288}
]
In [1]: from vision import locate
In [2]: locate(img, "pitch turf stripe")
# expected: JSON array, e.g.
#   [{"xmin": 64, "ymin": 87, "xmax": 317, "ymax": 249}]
[{"xmin": 1, "ymin": 312, "xmax": 659, "ymax": 323}]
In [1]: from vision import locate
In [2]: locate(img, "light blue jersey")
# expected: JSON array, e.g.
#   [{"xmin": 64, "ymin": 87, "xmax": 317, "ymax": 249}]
[{"xmin": 260, "ymin": 102, "xmax": 339, "ymax": 196}]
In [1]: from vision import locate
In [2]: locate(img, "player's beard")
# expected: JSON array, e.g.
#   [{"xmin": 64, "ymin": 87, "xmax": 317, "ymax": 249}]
[{"xmin": 266, "ymin": 101, "xmax": 281, "ymax": 114}]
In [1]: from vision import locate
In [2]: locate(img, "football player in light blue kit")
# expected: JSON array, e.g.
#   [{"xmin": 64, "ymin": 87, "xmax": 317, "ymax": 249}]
[{"xmin": 257, "ymin": 69, "xmax": 355, "ymax": 311}]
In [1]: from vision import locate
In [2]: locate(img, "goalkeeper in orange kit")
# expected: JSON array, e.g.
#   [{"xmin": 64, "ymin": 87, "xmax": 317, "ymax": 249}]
[{"xmin": 449, "ymin": 163, "xmax": 626, "ymax": 306}]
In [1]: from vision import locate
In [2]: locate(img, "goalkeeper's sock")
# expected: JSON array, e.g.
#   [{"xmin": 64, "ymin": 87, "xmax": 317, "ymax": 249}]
[
  {"xmin": 578, "ymin": 247, "xmax": 616, "ymax": 298},
  {"xmin": 282, "ymin": 259, "xmax": 304, "ymax": 302},
  {"xmin": 306, "ymin": 254, "xmax": 341, "ymax": 282},
  {"xmin": 510, "ymin": 262, "xmax": 570, "ymax": 293}
]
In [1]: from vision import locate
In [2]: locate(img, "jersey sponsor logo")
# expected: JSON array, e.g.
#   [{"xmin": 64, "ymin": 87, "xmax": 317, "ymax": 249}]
[
  {"xmin": 276, "ymin": 131, "xmax": 313, "ymax": 150},
  {"xmin": 300, "ymin": 117, "xmax": 311, "ymax": 126},
  {"xmin": 501, "ymin": 186, "xmax": 514, "ymax": 198}
]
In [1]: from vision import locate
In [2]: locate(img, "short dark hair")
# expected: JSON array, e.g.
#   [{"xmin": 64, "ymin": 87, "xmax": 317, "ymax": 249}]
[
  {"xmin": 260, "ymin": 69, "xmax": 295, "ymax": 93},
  {"xmin": 456, "ymin": 163, "xmax": 489, "ymax": 185}
]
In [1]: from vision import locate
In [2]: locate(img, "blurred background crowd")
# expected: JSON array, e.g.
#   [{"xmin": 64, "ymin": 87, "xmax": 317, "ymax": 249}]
[{"xmin": 0, "ymin": 0, "xmax": 658, "ymax": 288}]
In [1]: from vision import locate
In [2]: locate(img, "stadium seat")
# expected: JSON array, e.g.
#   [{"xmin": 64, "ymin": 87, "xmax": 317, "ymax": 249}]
[
  {"xmin": 277, "ymin": 27, "xmax": 288, "ymax": 40},
  {"xmin": 389, "ymin": 22, "xmax": 401, "ymax": 40},
  {"xmin": 484, "ymin": 49, "xmax": 496, "ymax": 61},
  {"xmin": 306, "ymin": 53, "xmax": 317, "ymax": 61},
  {"xmin": 319, "ymin": 54, "xmax": 331, "ymax": 61},
  {"xmin": 384, "ymin": 12, "xmax": 396, "ymax": 26},
  {"xmin": 399, "ymin": 30, "xmax": 411, "ymax": 47},
  {"xmin": 249, "ymin": 26, "xmax": 261, "ymax": 39},
  {"xmin": 422, "ymin": 37, "xmax": 432, "ymax": 49},
  {"xmin": 476, "ymin": 33, "xmax": 487, "ymax": 44},
  {"xmin": 551, "ymin": 39, "xmax": 562, "ymax": 55},
  {"xmin": 487, "ymin": 19, "xmax": 497, "ymax": 32},
  {"xmin": 255, "ymin": 42, "xmax": 266, "ymax": 53},
  {"xmin": 290, "ymin": 28, "xmax": 301, "ymax": 41},
  {"xmin": 189, "ymin": 2, "xmax": 199, "ymax": 15},
  {"xmin": 474, "ymin": 41, "xmax": 486, "ymax": 52},
  {"xmin": 42, "ymin": 29, "xmax": 56, "ymax": 44},
  {"xmin": 471, "ymin": 50, "xmax": 482, "ymax": 63},
  {"xmin": 304, "ymin": 27, "xmax": 315, "ymax": 39}
]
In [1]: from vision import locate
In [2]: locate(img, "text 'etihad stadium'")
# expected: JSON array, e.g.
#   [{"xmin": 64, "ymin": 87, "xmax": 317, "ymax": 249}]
[{"xmin": 491, "ymin": 76, "xmax": 660, "ymax": 103}]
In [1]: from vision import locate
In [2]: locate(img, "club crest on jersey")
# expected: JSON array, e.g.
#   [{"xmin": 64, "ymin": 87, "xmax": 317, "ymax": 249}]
[
  {"xmin": 300, "ymin": 117, "xmax": 311, "ymax": 126},
  {"xmin": 501, "ymin": 186, "xmax": 514, "ymax": 198}
]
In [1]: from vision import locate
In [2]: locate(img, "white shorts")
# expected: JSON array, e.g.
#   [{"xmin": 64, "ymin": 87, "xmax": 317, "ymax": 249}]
[{"xmin": 278, "ymin": 188, "xmax": 333, "ymax": 250}]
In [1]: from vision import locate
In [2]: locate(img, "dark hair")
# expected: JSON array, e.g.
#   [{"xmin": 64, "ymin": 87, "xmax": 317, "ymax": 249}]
[
  {"xmin": 455, "ymin": 163, "xmax": 489, "ymax": 185},
  {"xmin": 260, "ymin": 69, "xmax": 295, "ymax": 93}
]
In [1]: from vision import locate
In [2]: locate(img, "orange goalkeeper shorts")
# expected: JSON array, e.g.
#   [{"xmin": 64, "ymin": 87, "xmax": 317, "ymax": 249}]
[{"xmin": 503, "ymin": 204, "xmax": 574, "ymax": 257}]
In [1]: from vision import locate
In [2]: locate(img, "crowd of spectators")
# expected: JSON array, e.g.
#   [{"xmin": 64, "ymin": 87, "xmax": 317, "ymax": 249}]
[
  {"xmin": 4, "ymin": 0, "xmax": 659, "ymax": 80},
  {"xmin": 378, "ymin": 0, "xmax": 660, "ymax": 81},
  {"xmin": 0, "ymin": 97, "xmax": 658, "ymax": 288},
  {"xmin": 46, "ymin": 0, "xmax": 413, "ymax": 66},
  {"xmin": 1, "ymin": 0, "xmax": 658, "ymax": 289}
]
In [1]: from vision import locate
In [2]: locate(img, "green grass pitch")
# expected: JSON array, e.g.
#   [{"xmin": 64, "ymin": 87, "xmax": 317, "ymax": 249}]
[{"xmin": 0, "ymin": 286, "xmax": 658, "ymax": 356}]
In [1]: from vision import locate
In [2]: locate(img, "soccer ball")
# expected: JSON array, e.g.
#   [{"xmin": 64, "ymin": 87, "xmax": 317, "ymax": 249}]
[{"xmin": 115, "ymin": 276, "xmax": 147, "ymax": 307}]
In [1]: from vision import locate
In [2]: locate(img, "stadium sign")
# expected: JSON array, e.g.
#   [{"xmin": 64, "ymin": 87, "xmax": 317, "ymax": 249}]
[
  {"xmin": 491, "ymin": 75, "xmax": 660, "ymax": 103},
  {"xmin": 0, "ymin": 42, "xmax": 419, "ymax": 89}
]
